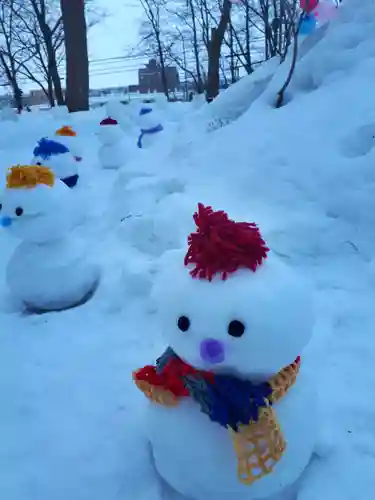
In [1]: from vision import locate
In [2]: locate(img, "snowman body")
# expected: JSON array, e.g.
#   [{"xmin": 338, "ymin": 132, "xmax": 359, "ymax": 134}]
[
  {"xmin": 147, "ymin": 369, "xmax": 315, "ymax": 500},
  {"xmin": 55, "ymin": 126, "xmax": 83, "ymax": 162},
  {"xmin": 138, "ymin": 108, "xmax": 163, "ymax": 149},
  {"xmin": 135, "ymin": 207, "xmax": 316, "ymax": 500},
  {"xmin": 98, "ymin": 119, "xmax": 125, "ymax": 169},
  {"xmin": 7, "ymin": 237, "xmax": 100, "ymax": 312},
  {"xmin": 1, "ymin": 167, "xmax": 99, "ymax": 311},
  {"xmin": 32, "ymin": 138, "xmax": 79, "ymax": 188}
]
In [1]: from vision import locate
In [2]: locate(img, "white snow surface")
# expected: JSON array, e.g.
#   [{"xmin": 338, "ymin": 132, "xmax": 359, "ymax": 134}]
[{"xmin": 1, "ymin": 1, "xmax": 375, "ymax": 498}]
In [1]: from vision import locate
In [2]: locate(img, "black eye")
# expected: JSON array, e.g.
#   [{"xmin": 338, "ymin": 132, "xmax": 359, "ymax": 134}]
[
  {"xmin": 228, "ymin": 320, "xmax": 246, "ymax": 338},
  {"xmin": 15, "ymin": 207, "xmax": 23, "ymax": 216},
  {"xmin": 36, "ymin": 162, "xmax": 42, "ymax": 166},
  {"xmin": 0, "ymin": 204, "xmax": 2, "ymax": 211},
  {"xmin": 177, "ymin": 316, "xmax": 190, "ymax": 332}
]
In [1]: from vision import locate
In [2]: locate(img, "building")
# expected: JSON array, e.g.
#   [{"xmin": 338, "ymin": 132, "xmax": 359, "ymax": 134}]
[{"xmin": 138, "ymin": 59, "xmax": 179, "ymax": 94}]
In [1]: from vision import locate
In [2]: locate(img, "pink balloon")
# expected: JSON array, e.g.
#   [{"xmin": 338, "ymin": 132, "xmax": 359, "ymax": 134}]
[
  {"xmin": 300, "ymin": 0, "xmax": 319, "ymax": 13},
  {"xmin": 314, "ymin": 0, "xmax": 337, "ymax": 23}
]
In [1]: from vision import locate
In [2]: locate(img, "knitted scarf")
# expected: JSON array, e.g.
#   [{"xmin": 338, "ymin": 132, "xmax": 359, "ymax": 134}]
[
  {"xmin": 137, "ymin": 124, "xmax": 164, "ymax": 149},
  {"xmin": 133, "ymin": 347, "xmax": 300, "ymax": 485}
]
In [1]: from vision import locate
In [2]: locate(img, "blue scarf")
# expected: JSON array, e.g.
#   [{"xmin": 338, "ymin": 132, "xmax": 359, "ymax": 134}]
[{"xmin": 137, "ymin": 124, "xmax": 164, "ymax": 149}]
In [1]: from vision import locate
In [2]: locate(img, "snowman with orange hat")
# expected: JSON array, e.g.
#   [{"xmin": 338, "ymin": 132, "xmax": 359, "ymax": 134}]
[
  {"xmin": 133, "ymin": 203, "xmax": 316, "ymax": 500},
  {"xmin": 0, "ymin": 165, "xmax": 100, "ymax": 312},
  {"xmin": 98, "ymin": 116, "xmax": 126, "ymax": 170},
  {"xmin": 55, "ymin": 125, "xmax": 83, "ymax": 163}
]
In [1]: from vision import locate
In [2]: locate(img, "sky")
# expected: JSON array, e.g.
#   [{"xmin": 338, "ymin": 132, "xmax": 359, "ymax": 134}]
[
  {"xmin": 0, "ymin": 0, "xmax": 145, "ymax": 95},
  {"xmin": 87, "ymin": 0, "xmax": 146, "ymax": 89}
]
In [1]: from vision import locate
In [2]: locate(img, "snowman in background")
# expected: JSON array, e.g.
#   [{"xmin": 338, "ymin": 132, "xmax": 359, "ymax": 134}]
[
  {"xmin": 32, "ymin": 137, "xmax": 80, "ymax": 188},
  {"xmin": 137, "ymin": 106, "xmax": 164, "ymax": 149},
  {"xmin": 133, "ymin": 203, "xmax": 316, "ymax": 500},
  {"xmin": 0, "ymin": 106, "xmax": 19, "ymax": 122},
  {"xmin": 52, "ymin": 105, "xmax": 70, "ymax": 121},
  {"xmin": 0, "ymin": 165, "xmax": 100, "ymax": 312},
  {"xmin": 98, "ymin": 117, "xmax": 126, "ymax": 170},
  {"xmin": 105, "ymin": 99, "xmax": 133, "ymax": 133},
  {"xmin": 55, "ymin": 125, "xmax": 83, "ymax": 163}
]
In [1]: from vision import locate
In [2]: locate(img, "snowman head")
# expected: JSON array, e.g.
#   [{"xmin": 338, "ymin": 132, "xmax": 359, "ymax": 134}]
[
  {"xmin": 0, "ymin": 165, "xmax": 76, "ymax": 244},
  {"xmin": 98, "ymin": 117, "xmax": 123, "ymax": 144},
  {"xmin": 139, "ymin": 107, "xmax": 161, "ymax": 131},
  {"xmin": 32, "ymin": 138, "xmax": 78, "ymax": 181},
  {"xmin": 152, "ymin": 204, "xmax": 313, "ymax": 379}
]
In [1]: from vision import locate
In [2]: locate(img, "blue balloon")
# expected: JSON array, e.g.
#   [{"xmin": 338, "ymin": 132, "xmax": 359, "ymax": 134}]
[
  {"xmin": 1, "ymin": 216, "xmax": 12, "ymax": 228},
  {"xmin": 299, "ymin": 14, "xmax": 317, "ymax": 35}
]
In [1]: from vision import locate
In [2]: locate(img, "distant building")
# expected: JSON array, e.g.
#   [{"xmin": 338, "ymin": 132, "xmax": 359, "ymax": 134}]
[{"xmin": 138, "ymin": 59, "xmax": 179, "ymax": 94}]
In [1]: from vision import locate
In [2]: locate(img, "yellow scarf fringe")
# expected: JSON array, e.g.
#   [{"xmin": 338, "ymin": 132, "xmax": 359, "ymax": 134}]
[{"xmin": 133, "ymin": 358, "xmax": 300, "ymax": 485}]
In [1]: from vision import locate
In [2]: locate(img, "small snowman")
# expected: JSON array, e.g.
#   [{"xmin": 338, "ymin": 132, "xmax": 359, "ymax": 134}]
[
  {"xmin": 105, "ymin": 99, "xmax": 133, "ymax": 132},
  {"xmin": 137, "ymin": 107, "xmax": 163, "ymax": 149},
  {"xmin": 51, "ymin": 105, "xmax": 70, "ymax": 121},
  {"xmin": 133, "ymin": 204, "xmax": 316, "ymax": 500},
  {"xmin": 98, "ymin": 117, "xmax": 125, "ymax": 170},
  {"xmin": 0, "ymin": 165, "xmax": 100, "ymax": 312},
  {"xmin": 32, "ymin": 137, "xmax": 79, "ymax": 188},
  {"xmin": 55, "ymin": 125, "xmax": 83, "ymax": 163}
]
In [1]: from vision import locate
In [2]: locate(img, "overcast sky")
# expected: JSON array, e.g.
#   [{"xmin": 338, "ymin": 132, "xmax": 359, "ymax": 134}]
[
  {"xmin": 87, "ymin": 0, "xmax": 145, "ymax": 89},
  {"xmin": 0, "ymin": 0, "xmax": 145, "ymax": 94}
]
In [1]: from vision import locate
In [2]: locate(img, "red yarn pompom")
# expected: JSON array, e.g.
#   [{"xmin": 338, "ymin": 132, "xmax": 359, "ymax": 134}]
[
  {"xmin": 184, "ymin": 203, "xmax": 269, "ymax": 281},
  {"xmin": 100, "ymin": 117, "xmax": 118, "ymax": 125}
]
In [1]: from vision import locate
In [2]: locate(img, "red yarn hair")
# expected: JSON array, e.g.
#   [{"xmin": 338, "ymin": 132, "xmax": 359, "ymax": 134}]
[{"xmin": 184, "ymin": 203, "xmax": 269, "ymax": 281}]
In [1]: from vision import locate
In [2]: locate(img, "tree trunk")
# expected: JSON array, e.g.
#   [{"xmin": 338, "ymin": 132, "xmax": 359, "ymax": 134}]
[
  {"xmin": 206, "ymin": 0, "xmax": 231, "ymax": 101},
  {"xmin": 156, "ymin": 32, "xmax": 169, "ymax": 100},
  {"xmin": 188, "ymin": 0, "xmax": 204, "ymax": 94},
  {"xmin": 0, "ymin": 53, "xmax": 23, "ymax": 112},
  {"xmin": 50, "ymin": 62, "xmax": 64, "ymax": 105},
  {"xmin": 47, "ymin": 75, "xmax": 55, "ymax": 106},
  {"xmin": 60, "ymin": 0, "xmax": 89, "ymax": 111}
]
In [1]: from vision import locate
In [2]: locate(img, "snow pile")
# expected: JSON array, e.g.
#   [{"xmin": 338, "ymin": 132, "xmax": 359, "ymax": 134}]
[{"xmin": 1, "ymin": 0, "xmax": 375, "ymax": 498}]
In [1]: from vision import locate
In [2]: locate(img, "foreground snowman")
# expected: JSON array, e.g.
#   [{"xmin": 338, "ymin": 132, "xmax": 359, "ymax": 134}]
[
  {"xmin": 134, "ymin": 203, "xmax": 316, "ymax": 500},
  {"xmin": 137, "ymin": 107, "xmax": 163, "ymax": 149},
  {"xmin": 32, "ymin": 137, "xmax": 79, "ymax": 188},
  {"xmin": 0, "ymin": 165, "xmax": 100, "ymax": 312},
  {"xmin": 98, "ymin": 117, "xmax": 125, "ymax": 169},
  {"xmin": 55, "ymin": 125, "xmax": 83, "ymax": 162}
]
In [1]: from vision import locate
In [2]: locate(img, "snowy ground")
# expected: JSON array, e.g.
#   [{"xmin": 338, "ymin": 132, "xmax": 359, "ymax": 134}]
[{"xmin": 1, "ymin": 1, "xmax": 375, "ymax": 499}]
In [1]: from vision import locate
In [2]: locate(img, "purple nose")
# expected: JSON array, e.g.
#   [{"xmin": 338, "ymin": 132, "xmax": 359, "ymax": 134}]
[{"xmin": 200, "ymin": 338, "xmax": 225, "ymax": 364}]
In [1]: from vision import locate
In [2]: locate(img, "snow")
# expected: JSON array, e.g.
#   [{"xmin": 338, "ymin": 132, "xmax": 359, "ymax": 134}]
[{"xmin": 1, "ymin": 0, "xmax": 375, "ymax": 498}]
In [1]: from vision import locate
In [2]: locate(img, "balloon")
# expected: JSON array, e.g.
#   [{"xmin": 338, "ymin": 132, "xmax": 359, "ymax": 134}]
[
  {"xmin": 314, "ymin": 0, "xmax": 337, "ymax": 23},
  {"xmin": 300, "ymin": 0, "xmax": 319, "ymax": 13},
  {"xmin": 299, "ymin": 13, "xmax": 317, "ymax": 35}
]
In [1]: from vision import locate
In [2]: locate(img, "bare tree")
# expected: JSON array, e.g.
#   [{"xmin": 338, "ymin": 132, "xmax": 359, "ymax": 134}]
[
  {"xmin": 139, "ymin": 0, "xmax": 170, "ymax": 99},
  {"xmin": 10, "ymin": 0, "xmax": 65, "ymax": 106},
  {"xmin": 206, "ymin": 0, "xmax": 231, "ymax": 101},
  {"xmin": 0, "ymin": 0, "xmax": 32, "ymax": 111},
  {"xmin": 60, "ymin": 0, "xmax": 89, "ymax": 111}
]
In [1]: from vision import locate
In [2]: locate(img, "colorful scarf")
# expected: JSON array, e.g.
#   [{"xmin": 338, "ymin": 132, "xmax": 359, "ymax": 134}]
[
  {"xmin": 133, "ymin": 347, "xmax": 300, "ymax": 485},
  {"xmin": 137, "ymin": 124, "xmax": 164, "ymax": 149}
]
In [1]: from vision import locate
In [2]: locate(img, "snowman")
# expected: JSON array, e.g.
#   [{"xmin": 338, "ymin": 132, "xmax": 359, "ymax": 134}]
[
  {"xmin": 105, "ymin": 99, "xmax": 133, "ymax": 132},
  {"xmin": 0, "ymin": 165, "xmax": 100, "ymax": 312},
  {"xmin": 133, "ymin": 203, "xmax": 316, "ymax": 500},
  {"xmin": 55, "ymin": 125, "xmax": 83, "ymax": 163},
  {"xmin": 98, "ymin": 117, "xmax": 125, "ymax": 170},
  {"xmin": 137, "ymin": 106, "xmax": 163, "ymax": 149},
  {"xmin": 32, "ymin": 137, "xmax": 79, "ymax": 188}
]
